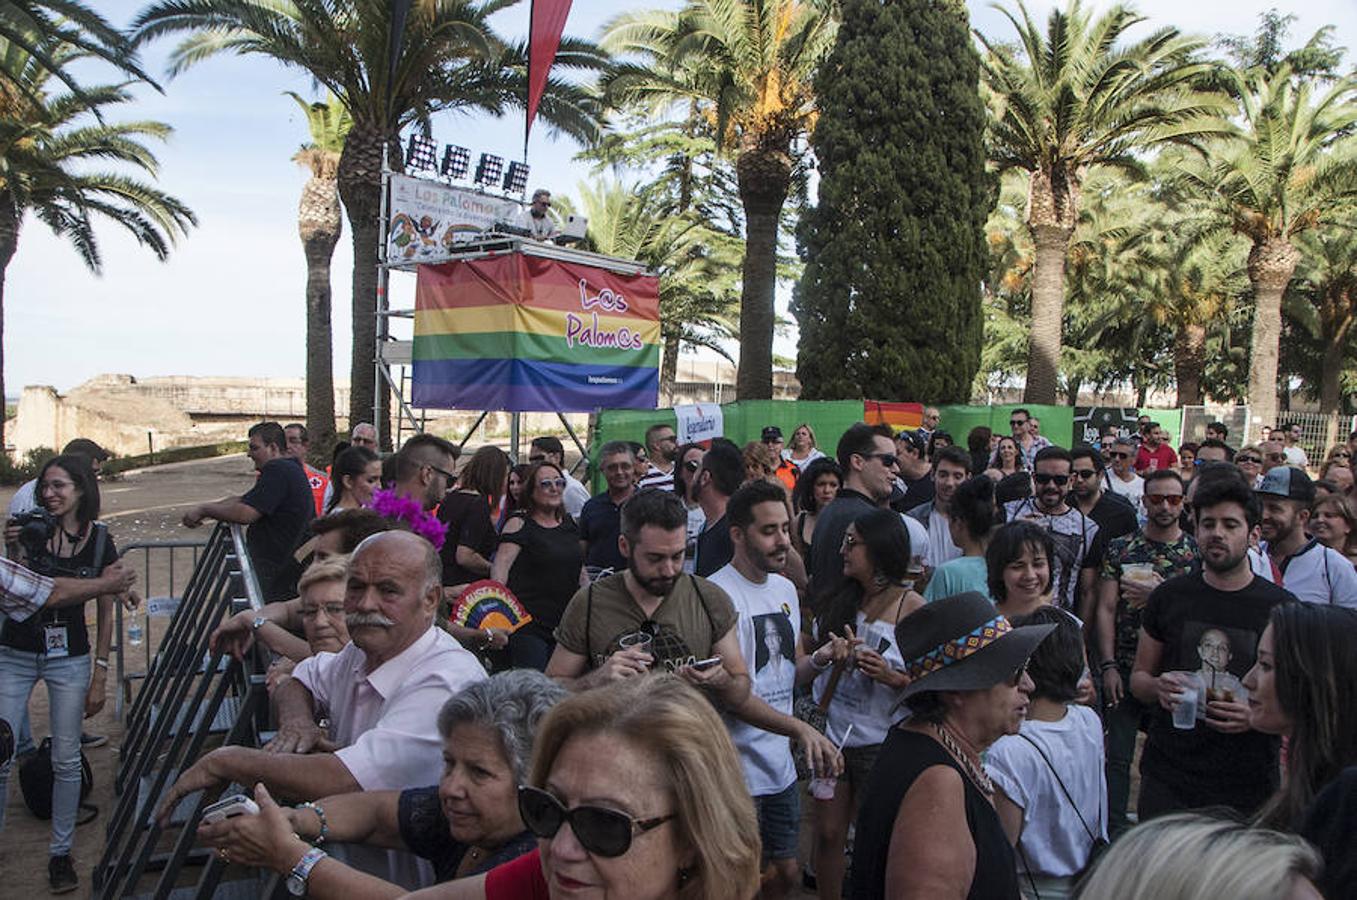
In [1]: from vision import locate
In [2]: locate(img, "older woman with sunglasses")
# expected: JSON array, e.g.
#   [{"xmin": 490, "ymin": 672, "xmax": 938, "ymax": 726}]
[
  {"xmin": 403, "ymin": 675, "xmax": 761, "ymax": 900},
  {"xmin": 1236, "ymin": 445, "xmax": 1265, "ymax": 488},
  {"xmin": 491, "ymin": 462, "xmax": 586, "ymax": 671},
  {"xmin": 851, "ymin": 592, "xmax": 1055, "ymax": 900},
  {"xmin": 197, "ymin": 671, "xmax": 564, "ymax": 899}
]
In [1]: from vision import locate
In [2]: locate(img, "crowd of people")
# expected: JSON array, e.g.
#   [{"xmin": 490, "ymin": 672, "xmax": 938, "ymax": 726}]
[{"xmin": 2, "ymin": 411, "xmax": 1357, "ymax": 898}]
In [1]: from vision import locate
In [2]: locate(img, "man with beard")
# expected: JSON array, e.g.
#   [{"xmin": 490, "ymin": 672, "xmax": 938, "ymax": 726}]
[
  {"xmin": 693, "ymin": 440, "xmax": 744, "ymax": 577},
  {"xmin": 711, "ymin": 480, "xmax": 843, "ymax": 899},
  {"xmin": 1135, "ymin": 422, "xmax": 1178, "ymax": 474},
  {"xmin": 1096, "ymin": 469, "xmax": 1199, "ymax": 836},
  {"xmin": 907, "ymin": 445, "xmax": 971, "ymax": 569},
  {"xmin": 1069, "ymin": 445, "xmax": 1137, "ymax": 622},
  {"xmin": 389, "ymin": 433, "xmax": 460, "ymax": 512},
  {"xmin": 1003, "ymin": 446, "xmax": 1099, "ymax": 612},
  {"xmin": 1130, "ymin": 475, "xmax": 1296, "ymax": 819},
  {"xmin": 809, "ymin": 424, "xmax": 898, "ymax": 600},
  {"xmin": 637, "ymin": 423, "xmax": 679, "ymax": 491},
  {"xmin": 547, "ymin": 489, "xmax": 750, "ymax": 709},
  {"xmin": 1255, "ymin": 467, "xmax": 1357, "ymax": 607},
  {"xmin": 156, "ymin": 532, "xmax": 486, "ymax": 887}
]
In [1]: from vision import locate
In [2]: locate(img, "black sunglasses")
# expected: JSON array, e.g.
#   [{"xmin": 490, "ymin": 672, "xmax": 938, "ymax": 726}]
[
  {"xmin": 1237, "ymin": 455, "xmax": 1261, "ymax": 464},
  {"xmin": 427, "ymin": 463, "xmax": 456, "ymax": 482},
  {"xmin": 1033, "ymin": 473, "xmax": 1070, "ymax": 486},
  {"xmin": 1107, "ymin": 451, "xmax": 1130, "ymax": 459},
  {"xmin": 528, "ymin": 454, "xmax": 547, "ymax": 463},
  {"xmin": 860, "ymin": 452, "xmax": 899, "ymax": 468},
  {"xmin": 1010, "ymin": 420, "xmax": 1027, "ymax": 427},
  {"xmin": 518, "ymin": 785, "xmax": 675, "ymax": 858},
  {"xmin": 1071, "ymin": 468, "xmax": 1098, "ymax": 480}
]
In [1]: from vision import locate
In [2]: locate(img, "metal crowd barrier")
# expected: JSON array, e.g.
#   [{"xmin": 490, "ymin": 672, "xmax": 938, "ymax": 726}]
[
  {"xmin": 114, "ymin": 539, "xmax": 208, "ymax": 721},
  {"xmin": 95, "ymin": 522, "xmax": 271, "ymax": 899}
]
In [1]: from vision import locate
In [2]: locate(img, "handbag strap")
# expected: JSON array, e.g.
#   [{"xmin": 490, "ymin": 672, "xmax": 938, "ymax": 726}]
[{"xmin": 1018, "ymin": 731, "xmax": 1101, "ymax": 845}]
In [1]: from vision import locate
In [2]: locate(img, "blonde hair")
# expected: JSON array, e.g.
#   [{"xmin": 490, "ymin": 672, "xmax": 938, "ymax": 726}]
[
  {"xmin": 1075, "ymin": 814, "xmax": 1319, "ymax": 900},
  {"xmin": 742, "ymin": 441, "xmax": 778, "ymax": 478},
  {"xmin": 528, "ymin": 676, "xmax": 761, "ymax": 900},
  {"xmin": 297, "ymin": 554, "xmax": 349, "ymax": 594},
  {"xmin": 1312, "ymin": 493, "xmax": 1357, "ymax": 556},
  {"xmin": 790, "ymin": 422, "xmax": 817, "ymax": 450}
]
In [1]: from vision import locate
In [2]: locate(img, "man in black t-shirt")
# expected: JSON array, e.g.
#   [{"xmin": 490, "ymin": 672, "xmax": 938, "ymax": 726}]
[
  {"xmin": 1130, "ymin": 474, "xmax": 1296, "ymax": 819},
  {"xmin": 888, "ymin": 430, "xmax": 934, "ymax": 514},
  {"xmin": 183, "ymin": 422, "xmax": 314, "ymax": 601},
  {"xmin": 810, "ymin": 424, "xmax": 898, "ymax": 602},
  {"xmin": 693, "ymin": 440, "xmax": 743, "ymax": 577},
  {"xmin": 1069, "ymin": 444, "xmax": 1137, "ymax": 620}
]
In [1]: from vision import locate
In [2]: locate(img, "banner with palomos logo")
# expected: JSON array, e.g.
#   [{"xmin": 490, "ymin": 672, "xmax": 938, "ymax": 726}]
[{"xmin": 413, "ymin": 252, "xmax": 661, "ymax": 412}]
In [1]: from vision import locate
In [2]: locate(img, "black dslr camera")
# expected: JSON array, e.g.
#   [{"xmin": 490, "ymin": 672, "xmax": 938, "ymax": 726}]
[{"xmin": 11, "ymin": 508, "xmax": 58, "ymax": 574}]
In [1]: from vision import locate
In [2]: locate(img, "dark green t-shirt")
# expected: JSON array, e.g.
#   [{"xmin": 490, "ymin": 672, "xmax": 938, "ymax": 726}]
[{"xmin": 554, "ymin": 572, "xmax": 737, "ymax": 672}]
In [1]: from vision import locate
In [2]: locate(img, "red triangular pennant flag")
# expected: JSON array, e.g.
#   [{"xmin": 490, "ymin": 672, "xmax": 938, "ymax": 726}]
[{"xmin": 526, "ymin": 0, "xmax": 573, "ymax": 152}]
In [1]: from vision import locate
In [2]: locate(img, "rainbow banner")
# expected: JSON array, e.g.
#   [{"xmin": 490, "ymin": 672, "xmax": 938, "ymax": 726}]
[
  {"xmin": 413, "ymin": 252, "xmax": 661, "ymax": 412},
  {"xmin": 864, "ymin": 400, "xmax": 924, "ymax": 432}
]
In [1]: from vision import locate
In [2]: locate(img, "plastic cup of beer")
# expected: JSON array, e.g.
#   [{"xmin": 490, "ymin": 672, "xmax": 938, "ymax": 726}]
[
  {"xmin": 1123, "ymin": 563, "xmax": 1155, "ymax": 585},
  {"xmin": 1170, "ymin": 672, "xmax": 1202, "ymax": 730},
  {"xmin": 618, "ymin": 631, "xmax": 654, "ymax": 663}
]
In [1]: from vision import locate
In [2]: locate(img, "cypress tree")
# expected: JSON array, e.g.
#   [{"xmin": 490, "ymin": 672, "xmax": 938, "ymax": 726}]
[{"xmin": 793, "ymin": 0, "xmax": 990, "ymax": 402}]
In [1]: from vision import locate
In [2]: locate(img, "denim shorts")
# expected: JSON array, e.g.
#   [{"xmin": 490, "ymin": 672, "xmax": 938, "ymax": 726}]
[{"xmin": 754, "ymin": 782, "xmax": 801, "ymax": 862}]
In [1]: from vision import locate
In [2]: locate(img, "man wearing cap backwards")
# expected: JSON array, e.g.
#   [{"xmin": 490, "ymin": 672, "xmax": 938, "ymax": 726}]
[
  {"xmin": 849, "ymin": 592, "xmax": 1055, "ymax": 900},
  {"xmin": 1130, "ymin": 474, "xmax": 1297, "ymax": 819},
  {"xmin": 1256, "ymin": 467, "xmax": 1357, "ymax": 607},
  {"xmin": 760, "ymin": 426, "xmax": 800, "ymax": 493}
]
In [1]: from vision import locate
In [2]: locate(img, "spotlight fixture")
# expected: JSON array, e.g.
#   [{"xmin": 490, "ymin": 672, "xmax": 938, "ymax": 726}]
[
  {"xmin": 440, "ymin": 145, "xmax": 470, "ymax": 179},
  {"xmin": 405, "ymin": 134, "xmax": 437, "ymax": 171},
  {"xmin": 474, "ymin": 153, "xmax": 504, "ymax": 188},
  {"xmin": 503, "ymin": 161, "xmax": 531, "ymax": 194}
]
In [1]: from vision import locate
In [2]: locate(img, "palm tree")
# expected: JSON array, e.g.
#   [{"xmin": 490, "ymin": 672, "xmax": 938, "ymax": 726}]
[
  {"xmin": 600, "ymin": 0, "xmax": 837, "ymax": 400},
  {"xmin": 1287, "ymin": 226, "xmax": 1357, "ymax": 424},
  {"xmin": 571, "ymin": 179, "xmax": 742, "ymax": 401},
  {"xmin": 287, "ymin": 92, "xmax": 350, "ymax": 463},
  {"xmin": 132, "ymin": 0, "xmax": 602, "ymax": 446},
  {"xmin": 0, "ymin": 36, "xmax": 195, "ymax": 447},
  {"xmin": 978, "ymin": 0, "xmax": 1228, "ymax": 404},
  {"xmin": 0, "ymin": 1, "xmax": 154, "ymax": 106},
  {"xmin": 1176, "ymin": 64, "xmax": 1357, "ymax": 430}
]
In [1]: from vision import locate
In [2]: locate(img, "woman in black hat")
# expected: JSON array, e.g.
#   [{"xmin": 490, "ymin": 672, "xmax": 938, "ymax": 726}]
[{"xmin": 849, "ymin": 592, "xmax": 1055, "ymax": 900}]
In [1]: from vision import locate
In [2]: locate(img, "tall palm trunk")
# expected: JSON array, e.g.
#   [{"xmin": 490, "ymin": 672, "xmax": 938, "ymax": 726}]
[
  {"xmin": 1320, "ymin": 284, "xmax": 1355, "ymax": 416},
  {"xmin": 0, "ymin": 197, "xmax": 18, "ymax": 451},
  {"xmin": 736, "ymin": 144, "xmax": 792, "ymax": 400},
  {"xmin": 660, "ymin": 331, "xmax": 680, "ymax": 403},
  {"xmin": 1173, "ymin": 322, "xmax": 1206, "ymax": 407},
  {"xmin": 1246, "ymin": 235, "xmax": 1300, "ymax": 433},
  {"xmin": 298, "ymin": 170, "xmax": 341, "ymax": 463},
  {"xmin": 1024, "ymin": 169, "xmax": 1079, "ymax": 405},
  {"xmin": 338, "ymin": 123, "xmax": 388, "ymax": 449}
]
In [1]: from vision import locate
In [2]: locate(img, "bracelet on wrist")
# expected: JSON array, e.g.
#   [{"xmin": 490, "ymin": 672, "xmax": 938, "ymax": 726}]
[
  {"xmin": 810, "ymin": 649, "xmax": 833, "ymax": 671},
  {"xmin": 94, "ymin": 658, "xmax": 109, "ymax": 670},
  {"xmin": 295, "ymin": 801, "xmax": 329, "ymax": 844},
  {"xmin": 1099, "ymin": 660, "xmax": 1119, "ymax": 672}
]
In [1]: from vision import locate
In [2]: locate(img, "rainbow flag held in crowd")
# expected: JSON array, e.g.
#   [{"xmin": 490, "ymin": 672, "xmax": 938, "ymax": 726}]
[
  {"xmin": 864, "ymin": 400, "xmax": 924, "ymax": 433},
  {"xmin": 413, "ymin": 252, "xmax": 661, "ymax": 412}
]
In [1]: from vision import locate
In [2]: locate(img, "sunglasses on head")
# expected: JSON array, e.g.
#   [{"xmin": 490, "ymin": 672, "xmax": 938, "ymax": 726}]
[
  {"xmin": 1033, "ymin": 473, "xmax": 1070, "ymax": 486},
  {"xmin": 518, "ymin": 785, "xmax": 674, "ymax": 858},
  {"xmin": 683, "ymin": 459, "xmax": 702, "ymax": 471},
  {"xmin": 1145, "ymin": 493, "xmax": 1184, "ymax": 506}
]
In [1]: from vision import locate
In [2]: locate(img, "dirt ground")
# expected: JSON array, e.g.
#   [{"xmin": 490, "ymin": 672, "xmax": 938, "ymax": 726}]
[{"xmin": 0, "ymin": 454, "xmax": 259, "ymax": 897}]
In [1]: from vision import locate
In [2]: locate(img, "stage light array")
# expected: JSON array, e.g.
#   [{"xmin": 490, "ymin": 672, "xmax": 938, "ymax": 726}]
[
  {"xmin": 503, "ymin": 161, "xmax": 531, "ymax": 194},
  {"xmin": 405, "ymin": 135, "xmax": 437, "ymax": 171},
  {"xmin": 475, "ymin": 153, "xmax": 504, "ymax": 188},
  {"xmin": 441, "ymin": 145, "xmax": 470, "ymax": 179}
]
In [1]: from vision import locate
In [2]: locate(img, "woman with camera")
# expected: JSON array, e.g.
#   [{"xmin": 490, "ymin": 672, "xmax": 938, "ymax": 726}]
[{"xmin": 0, "ymin": 454, "xmax": 121, "ymax": 894}]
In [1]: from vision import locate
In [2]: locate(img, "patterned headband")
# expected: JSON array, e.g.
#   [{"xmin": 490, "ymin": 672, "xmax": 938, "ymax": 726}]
[{"xmin": 904, "ymin": 615, "xmax": 1013, "ymax": 682}]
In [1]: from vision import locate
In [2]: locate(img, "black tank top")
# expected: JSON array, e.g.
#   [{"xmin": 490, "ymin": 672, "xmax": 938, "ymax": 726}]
[{"xmin": 851, "ymin": 727, "xmax": 1020, "ymax": 900}]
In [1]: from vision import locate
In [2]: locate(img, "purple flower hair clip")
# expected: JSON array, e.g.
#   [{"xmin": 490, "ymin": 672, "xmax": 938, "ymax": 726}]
[{"xmin": 370, "ymin": 488, "xmax": 448, "ymax": 550}]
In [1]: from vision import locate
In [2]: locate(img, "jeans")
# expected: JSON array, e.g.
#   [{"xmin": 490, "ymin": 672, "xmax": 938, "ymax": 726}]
[
  {"xmin": 0, "ymin": 646, "xmax": 91, "ymax": 855},
  {"xmin": 1104, "ymin": 692, "xmax": 1144, "ymax": 837}
]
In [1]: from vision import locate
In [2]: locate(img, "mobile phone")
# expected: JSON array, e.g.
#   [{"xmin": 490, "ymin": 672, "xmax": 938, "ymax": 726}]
[
  {"xmin": 691, "ymin": 656, "xmax": 722, "ymax": 670},
  {"xmin": 200, "ymin": 794, "xmax": 260, "ymax": 825}
]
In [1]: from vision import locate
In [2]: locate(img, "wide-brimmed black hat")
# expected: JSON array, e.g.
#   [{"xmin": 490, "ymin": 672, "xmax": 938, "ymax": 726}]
[{"xmin": 895, "ymin": 592, "xmax": 1055, "ymax": 702}]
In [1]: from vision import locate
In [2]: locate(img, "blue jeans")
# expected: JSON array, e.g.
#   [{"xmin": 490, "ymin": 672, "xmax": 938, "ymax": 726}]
[{"xmin": 0, "ymin": 646, "xmax": 91, "ymax": 855}]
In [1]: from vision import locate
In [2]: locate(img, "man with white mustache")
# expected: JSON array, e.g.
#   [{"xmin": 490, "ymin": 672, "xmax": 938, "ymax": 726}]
[{"xmin": 156, "ymin": 531, "xmax": 485, "ymax": 889}]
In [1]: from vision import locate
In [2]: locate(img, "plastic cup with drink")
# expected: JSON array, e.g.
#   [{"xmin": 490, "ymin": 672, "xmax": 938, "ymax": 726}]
[
  {"xmin": 809, "ymin": 724, "xmax": 854, "ymax": 800},
  {"xmin": 617, "ymin": 630, "xmax": 654, "ymax": 667},
  {"xmin": 1169, "ymin": 671, "xmax": 1202, "ymax": 730}
]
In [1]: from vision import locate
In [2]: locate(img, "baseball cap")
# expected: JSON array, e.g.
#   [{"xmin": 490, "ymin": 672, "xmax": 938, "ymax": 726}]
[
  {"xmin": 1256, "ymin": 466, "xmax": 1315, "ymax": 504},
  {"xmin": 895, "ymin": 430, "xmax": 926, "ymax": 454},
  {"xmin": 761, "ymin": 426, "xmax": 783, "ymax": 442}
]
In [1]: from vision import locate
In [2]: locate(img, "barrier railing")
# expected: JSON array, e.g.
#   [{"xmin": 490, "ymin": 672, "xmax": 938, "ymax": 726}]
[
  {"xmin": 95, "ymin": 522, "xmax": 271, "ymax": 899},
  {"xmin": 114, "ymin": 539, "xmax": 209, "ymax": 721}
]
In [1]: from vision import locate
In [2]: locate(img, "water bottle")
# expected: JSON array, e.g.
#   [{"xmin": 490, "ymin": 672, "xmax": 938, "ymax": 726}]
[{"xmin": 128, "ymin": 617, "xmax": 144, "ymax": 647}]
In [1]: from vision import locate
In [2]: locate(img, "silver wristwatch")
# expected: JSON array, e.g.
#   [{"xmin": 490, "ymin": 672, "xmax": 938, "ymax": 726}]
[
  {"xmin": 286, "ymin": 846, "xmax": 327, "ymax": 896},
  {"xmin": 251, "ymin": 615, "xmax": 267, "ymax": 632}
]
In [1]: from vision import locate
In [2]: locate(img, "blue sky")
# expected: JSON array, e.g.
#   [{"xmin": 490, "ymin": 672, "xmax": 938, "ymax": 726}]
[{"xmin": 7, "ymin": 0, "xmax": 1356, "ymax": 394}]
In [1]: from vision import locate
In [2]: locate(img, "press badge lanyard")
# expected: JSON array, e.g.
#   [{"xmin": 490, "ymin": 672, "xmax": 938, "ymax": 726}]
[{"xmin": 42, "ymin": 524, "xmax": 101, "ymax": 658}]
